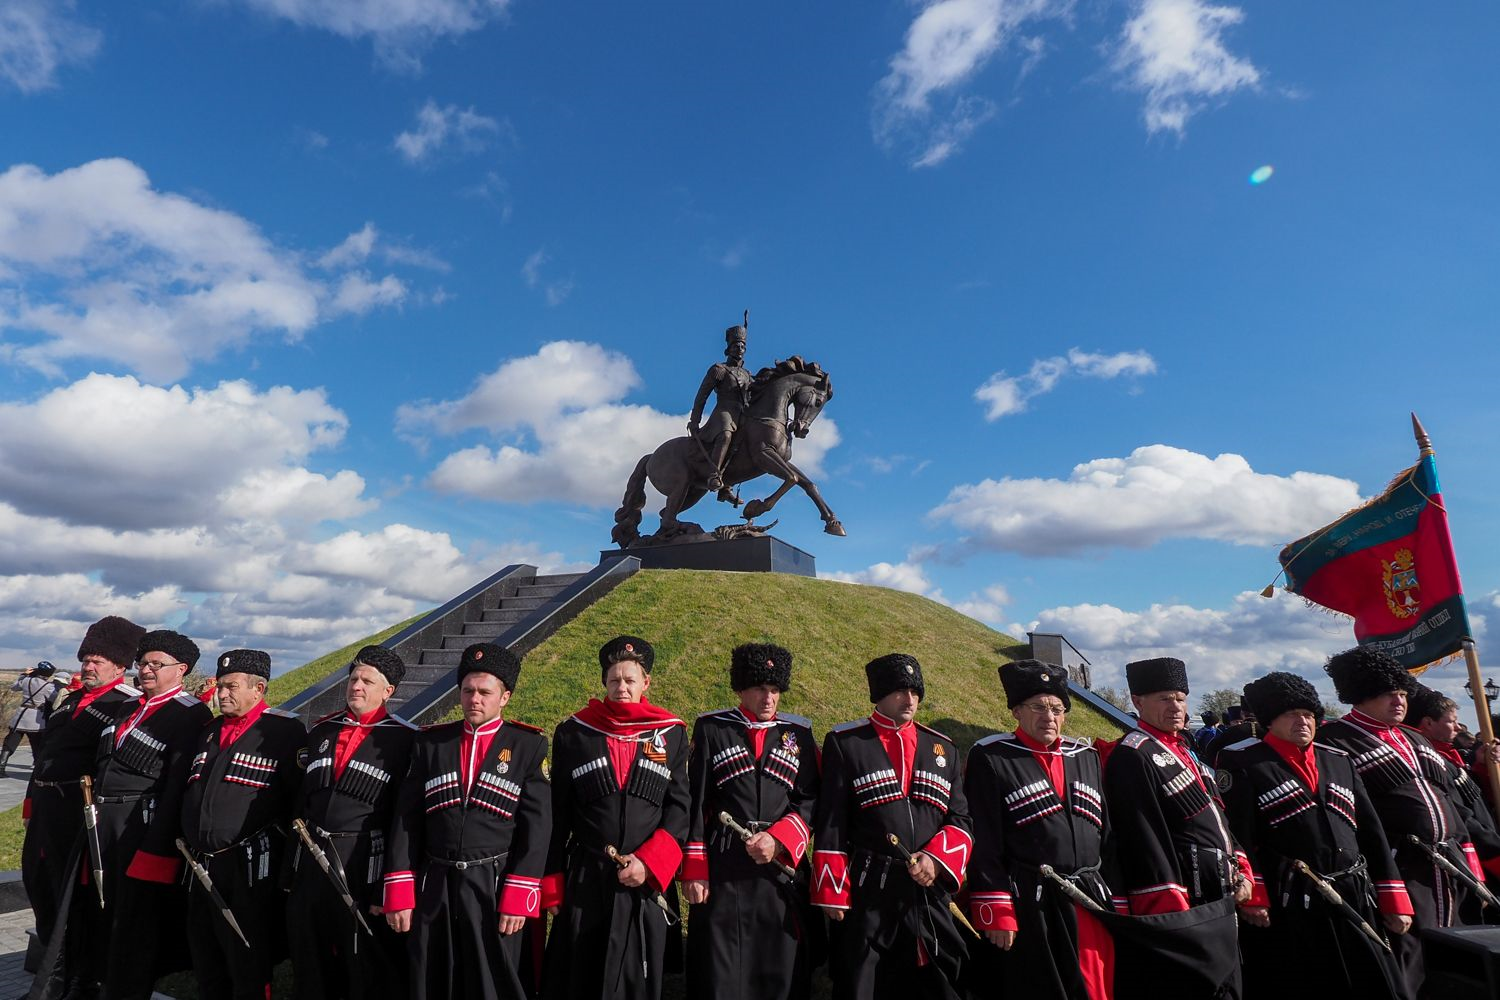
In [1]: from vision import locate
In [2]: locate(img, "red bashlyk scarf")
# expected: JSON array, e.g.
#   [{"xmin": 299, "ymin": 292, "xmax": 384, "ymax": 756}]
[{"xmin": 572, "ymin": 697, "xmax": 685, "ymax": 736}]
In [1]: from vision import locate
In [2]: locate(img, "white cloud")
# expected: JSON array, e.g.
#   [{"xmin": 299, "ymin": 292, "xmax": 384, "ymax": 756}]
[
  {"xmin": 1010, "ymin": 589, "xmax": 1358, "ymax": 702},
  {"xmin": 520, "ymin": 249, "xmax": 573, "ymax": 306},
  {"xmin": 410, "ymin": 342, "xmax": 841, "ymax": 509},
  {"xmin": 394, "ymin": 100, "xmax": 501, "ymax": 163},
  {"xmin": 975, "ymin": 347, "xmax": 1157, "ymax": 420},
  {"xmin": 0, "ymin": 0, "xmax": 100, "ymax": 94},
  {"xmin": 931, "ymin": 444, "xmax": 1361, "ymax": 556},
  {"xmin": 0, "ymin": 373, "xmax": 361, "ymax": 530},
  {"xmin": 1112, "ymin": 0, "xmax": 1261, "ymax": 134},
  {"xmin": 874, "ymin": 0, "xmax": 1065, "ymax": 167},
  {"xmin": 0, "ymin": 159, "xmax": 411, "ymax": 380},
  {"xmin": 232, "ymin": 0, "xmax": 509, "ymax": 71},
  {"xmin": 823, "ymin": 558, "xmax": 1010, "ymax": 623}
]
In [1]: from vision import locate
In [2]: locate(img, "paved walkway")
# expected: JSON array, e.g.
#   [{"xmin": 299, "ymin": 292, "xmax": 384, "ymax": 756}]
[
  {"xmin": 0, "ymin": 746, "xmax": 34, "ymax": 813},
  {"xmin": 0, "ymin": 905, "xmax": 176, "ymax": 998}
]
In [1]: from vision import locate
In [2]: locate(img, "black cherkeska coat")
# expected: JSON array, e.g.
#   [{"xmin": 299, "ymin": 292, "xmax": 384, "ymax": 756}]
[
  {"xmin": 811, "ymin": 714, "xmax": 973, "ymax": 1000},
  {"xmin": 542, "ymin": 715, "xmax": 690, "ymax": 1000},
  {"xmin": 1316, "ymin": 713, "xmax": 1487, "ymax": 996},
  {"xmin": 963, "ymin": 731, "xmax": 1111, "ymax": 1000},
  {"xmin": 21, "ymin": 679, "xmax": 142, "ymax": 950},
  {"xmin": 1218, "ymin": 737, "xmax": 1409, "ymax": 999},
  {"xmin": 289, "ymin": 707, "xmax": 420, "ymax": 1000},
  {"xmin": 179, "ymin": 705, "xmax": 307, "ymax": 1000},
  {"xmin": 384, "ymin": 717, "xmax": 551, "ymax": 1000},
  {"xmin": 683, "ymin": 708, "xmax": 821, "ymax": 1000}
]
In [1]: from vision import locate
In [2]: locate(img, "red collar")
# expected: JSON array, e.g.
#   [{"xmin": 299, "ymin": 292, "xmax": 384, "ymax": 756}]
[
  {"xmin": 1014, "ymin": 728, "xmax": 1060, "ymax": 753},
  {"xmin": 219, "ymin": 699, "xmax": 269, "ymax": 746},
  {"xmin": 1139, "ymin": 721, "xmax": 1187, "ymax": 747},
  {"xmin": 77, "ymin": 675, "xmax": 125, "ymax": 709},
  {"xmin": 870, "ymin": 710, "xmax": 914, "ymax": 733},
  {"xmin": 1264, "ymin": 732, "xmax": 1320, "ymax": 790},
  {"xmin": 343, "ymin": 706, "xmax": 389, "ymax": 727},
  {"xmin": 1345, "ymin": 708, "xmax": 1401, "ymax": 734},
  {"xmin": 464, "ymin": 716, "xmax": 505, "ymax": 737}
]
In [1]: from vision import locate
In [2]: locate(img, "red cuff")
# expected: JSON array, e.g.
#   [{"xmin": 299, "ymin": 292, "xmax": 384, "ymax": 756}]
[
  {"xmin": 125, "ymin": 850, "xmax": 181, "ymax": 884},
  {"xmin": 383, "ymin": 871, "xmax": 415, "ymax": 912},
  {"xmin": 1463, "ymin": 843, "xmax": 1486, "ymax": 883},
  {"xmin": 540, "ymin": 872, "xmax": 565, "ymax": 910},
  {"xmin": 767, "ymin": 813, "xmax": 811, "ymax": 866},
  {"xmin": 681, "ymin": 842, "xmax": 709, "ymax": 882},
  {"xmin": 1234, "ymin": 850, "xmax": 1256, "ymax": 886},
  {"xmin": 634, "ymin": 829, "xmax": 683, "ymax": 894},
  {"xmin": 970, "ymin": 891, "xmax": 1017, "ymax": 932},
  {"xmin": 500, "ymin": 875, "xmax": 541, "ymax": 918},
  {"xmin": 921, "ymin": 825, "xmax": 974, "ymax": 889},
  {"xmin": 1128, "ymin": 883, "xmax": 1191, "ymax": 915},
  {"xmin": 1245, "ymin": 875, "xmax": 1270, "ymax": 909},
  {"xmin": 22, "ymin": 798, "xmax": 30, "ymax": 821},
  {"xmin": 1483, "ymin": 855, "xmax": 1500, "ymax": 878},
  {"xmin": 1375, "ymin": 880, "xmax": 1415, "ymax": 917},
  {"xmin": 811, "ymin": 850, "xmax": 850, "ymax": 908}
]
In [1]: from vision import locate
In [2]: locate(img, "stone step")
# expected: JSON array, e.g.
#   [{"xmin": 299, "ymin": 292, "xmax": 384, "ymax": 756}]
[
  {"xmin": 418, "ymin": 649, "xmax": 461, "ymax": 667},
  {"xmin": 460, "ymin": 622, "xmax": 509, "ymax": 638},
  {"xmin": 515, "ymin": 584, "xmax": 568, "ymax": 599},
  {"xmin": 496, "ymin": 596, "xmax": 546, "ymax": 611},
  {"xmin": 480, "ymin": 609, "xmax": 527, "ymax": 625},
  {"xmin": 532, "ymin": 574, "xmax": 583, "ymax": 587}
]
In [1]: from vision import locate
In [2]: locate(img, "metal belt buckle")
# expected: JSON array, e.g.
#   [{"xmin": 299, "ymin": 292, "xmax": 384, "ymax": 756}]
[{"xmin": 455, "ymin": 860, "xmax": 469, "ymax": 870}]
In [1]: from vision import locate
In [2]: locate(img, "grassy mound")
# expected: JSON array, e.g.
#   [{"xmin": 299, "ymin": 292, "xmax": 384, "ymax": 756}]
[{"xmin": 449, "ymin": 570, "xmax": 1123, "ymax": 749}]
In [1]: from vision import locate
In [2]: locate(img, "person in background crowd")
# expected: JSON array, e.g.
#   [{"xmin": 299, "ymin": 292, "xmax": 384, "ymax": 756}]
[
  {"xmin": 22, "ymin": 615, "xmax": 146, "ymax": 999},
  {"xmin": 291, "ymin": 645, "xmax": 419, "ymax": 1000},
  {"xmin": 1194, "ymin": 710, "xmax": 1221, "ymax": 753},
  {"xmin": 812, "ymin": 653, "xmax": 973, "ymax": 1000},
  {"xmin": 179, "ymin": 649, "xmax": 305, "ymax": 1000},
  {"xmin": 964, "ymin": 659, "xmax": 1112, "ymax": 1000},
  {"xmin": 3, "ymin": 661, "xmax": 61, "ymax": 776},
  {"xmin": 542, "ymin": 635, "xmax": 689, "ymax": 1000},
  {"xmin": 1218, "ymin": 671, "xmax": 1410, "ymax": 999},
  {"xmin": 682, "ymin": 643, "xmax": 820, "ymax": 1000},
  {"xmin": 1315, "ymin": 647, "xmax": 1497, "ymax": 997},
  {"xmin": 384, "ymin": 642, "xmax": 549, "ymax": 1000}
]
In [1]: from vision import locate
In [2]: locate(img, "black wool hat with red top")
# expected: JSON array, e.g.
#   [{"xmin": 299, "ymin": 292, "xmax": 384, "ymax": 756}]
[
  {"xmin": 1324, "ymin": 646, "xmax": 1417, "ymax": 705},
  {"xmin": 216, "ymin": 648, "xmax": 271, "ymax": 681},
  {"xmin": 351, "ymin": 644, "xmax": 405, "ymax": 689},
  {"xmin": 999, "ymin": 658, "xmax": 1071, "ymax": 711},
  {"xmin": 458, "ymin": 642, "xmax": 521, "ymax": 692},
  {"xmin": 1241, "ymin": 671, "xmax": 1322, "ymax": 724},
  {"xmin": 865, "ymin": 652, "xmax": 924, "ymax": 703},
  {"xmin": 78, "ymin": 616, "xmax": 147, "ymax": 670},
  {"xmin": 1126, "ymin": 657, "xmax": 1189, "ymax": 696},
  {"xmin": 730, "ymin": 642, "xmax": 792, "ymax": 692},
  {"xmin": 136, "ymin": 630, "xmax": 201, "ymax": 671},
  {"xmin": 599, "ymin": 635, "xmax": 654, "ymax": 681}
]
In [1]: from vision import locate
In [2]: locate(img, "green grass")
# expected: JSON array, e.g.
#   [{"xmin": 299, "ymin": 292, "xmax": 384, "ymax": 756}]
[
  {"xmin": 442, "ymin": 570, "xmax": 1124, "ymax": 749},
  {"xmin": 0, "ymin": 803, "xmax": 22, "ymax": 870},
  {"xmin": 265, "ymin": 614, "xmax": 426, "ymax": 706}
]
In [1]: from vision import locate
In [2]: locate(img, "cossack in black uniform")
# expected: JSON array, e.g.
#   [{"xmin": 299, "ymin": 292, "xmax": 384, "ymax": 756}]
[
  {"xmin": 682, "ymin": 643, "xmax": 821, "ymax": 1000},
  {"xmin": 179, "ymin": 649, "xmax": 306, "ymax": 1000},
  {"xmin": 383, "ymin": 642, "xmax": 551, "ymax": 1000},
  {"xmin": 289, "ymin": 645, "xmax": 420, "ymax": 1000}
]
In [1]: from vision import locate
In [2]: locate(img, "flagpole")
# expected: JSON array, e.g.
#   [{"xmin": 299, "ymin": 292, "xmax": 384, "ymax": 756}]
[{"xmin": 1414, "ymin": 413, "xmax": 1500, "ymax": 818}]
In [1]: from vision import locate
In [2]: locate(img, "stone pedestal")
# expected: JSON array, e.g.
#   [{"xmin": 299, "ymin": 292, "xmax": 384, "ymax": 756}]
[{"xmin": 600, "ymin": 535, "xmax": 816, "ymax": 577}]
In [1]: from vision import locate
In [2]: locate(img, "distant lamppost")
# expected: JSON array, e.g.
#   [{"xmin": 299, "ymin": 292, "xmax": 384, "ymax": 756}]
[{"xmin": 1464, "ymin": 677, "xmax": 1500, "ymax": 702}]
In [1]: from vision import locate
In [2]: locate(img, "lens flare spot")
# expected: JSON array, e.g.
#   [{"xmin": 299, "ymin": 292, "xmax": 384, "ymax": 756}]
[{"xmin": 1249, "ymin": 165, "xmax": 1275, "ymax": 185}]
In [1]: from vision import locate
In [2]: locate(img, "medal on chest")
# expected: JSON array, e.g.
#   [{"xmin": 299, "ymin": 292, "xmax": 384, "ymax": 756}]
[{"xmin": 497, "ymin": 747, "xmax": 512, "ymax": 775}]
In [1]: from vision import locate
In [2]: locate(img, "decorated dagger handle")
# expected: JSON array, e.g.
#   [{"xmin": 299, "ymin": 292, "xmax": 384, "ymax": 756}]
[
  {"xmin": 718, "ymin": 811, "xmax": 798, "ymax": 878},
  {"xmin": 1038, "ymin": 864, "xmax": 1106, "ymax": 912},
  {"xmin": 887, "ymin": 834, "xmax": 981, "ymax": 939}
]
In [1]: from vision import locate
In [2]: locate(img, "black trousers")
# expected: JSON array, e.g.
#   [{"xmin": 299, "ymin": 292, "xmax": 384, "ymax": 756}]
[{"xmin": 186, "ymin": 836, "xmax": 284, "ymax": 1000}]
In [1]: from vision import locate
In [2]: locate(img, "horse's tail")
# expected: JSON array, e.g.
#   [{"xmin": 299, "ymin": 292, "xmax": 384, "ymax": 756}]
[{"xmin": 611, "ymin": 454, "xmax": 651, "ymax": 548}]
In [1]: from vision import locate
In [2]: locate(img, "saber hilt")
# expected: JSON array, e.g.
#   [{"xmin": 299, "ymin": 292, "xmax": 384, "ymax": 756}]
[
  {"xmin": 176, "ymin": 837, "xmax": 252, "ymax": 949},
  {"xmin": 80, "ymin": 774, "xmax": 106, "ymax": 910},
  {"xmin": 1290, "ymin": 860, "xmax": 1391, "ymax": 954},
  {"xmin": 717, "ymin": 811, "xmax": 798, "ymax": 878},
  {"xmin": 886, "ymin": 834, "xmax": 981, "ymax": 939},
  {"xmin": 1406, "ymin": 835, "xmax": 1500, "ymax": 909},
  {"xmin": 292, "ymin": 819, "xmax": 375, "ymax": 937},
  {"xmin": 606, "ymin": 845, "xmax": 680, "ymax": 926},
  {"xmin": 1038, "ymin": 864, "xmax": 1106, "ymax": 913}
]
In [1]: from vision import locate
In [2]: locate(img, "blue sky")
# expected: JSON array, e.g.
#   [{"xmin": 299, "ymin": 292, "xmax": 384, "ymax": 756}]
[{"xmin": 2, "ymin": 0, "xmax": 1498, "ymax": 723}]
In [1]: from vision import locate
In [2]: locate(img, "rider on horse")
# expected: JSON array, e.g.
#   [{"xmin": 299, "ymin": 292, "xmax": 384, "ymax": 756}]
[{"xmin": 688, "ymin": 324, "xmax": 753, "ymax": 493}]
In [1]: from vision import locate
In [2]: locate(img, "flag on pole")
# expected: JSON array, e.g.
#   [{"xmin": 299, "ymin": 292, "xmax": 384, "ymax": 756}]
[{"xmin": 1277, "ymin": 451, "xmax": 1471, "ymax": 672}]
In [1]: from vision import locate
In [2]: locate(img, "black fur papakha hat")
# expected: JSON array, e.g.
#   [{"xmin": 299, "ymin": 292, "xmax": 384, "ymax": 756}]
[
  {"xmin": 1126, "ymin": 657, "xmax": 1189, "ymax": 696},
  {"xmin": 866, "ymin": 653, "xmax": 924, "ymax": 703},
  {"xmin": 999, "ymin": 659, "xmax": 1071, "ymax": 711},
  {"xmin": 216, "ymin": 649, "xmax": 271, "ymax": 681},
  {"xmin": 599, "ymin": 635, "xmax": 654, "ymax": 680},
  {"xmin": 730, "ymin": 643, "xmax": 792, "ymax": 692},
  {"xmin": 1406, "ymin": 684, "xmax": 1454, "ymax": 723},
  {"xmin": 458, "ymin": 642, "xmax": 521, "ymax": 692},
  {"xmin": 77, "ymin": 616, "xmax": 146, "ymax": 669},
  {"xmin": 136, "ymin": 630, "xmax": 201, "ymax": 671},
  {"xmin": 352, "ymin": 644, "xmax": 405, "ymax": 689},
  {"xmin": 1324, "ymin": 646, "xmax": 1417, "ymax": 704},
  {"xmin": 1241, "ymin": 672, "xmax": 1322, "ymax": 724}
]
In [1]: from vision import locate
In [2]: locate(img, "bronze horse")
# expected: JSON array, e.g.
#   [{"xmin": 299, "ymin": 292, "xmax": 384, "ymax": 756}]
[{"xmin": 612, "ymin": 359, "xmax": 845, "ymax": 546}]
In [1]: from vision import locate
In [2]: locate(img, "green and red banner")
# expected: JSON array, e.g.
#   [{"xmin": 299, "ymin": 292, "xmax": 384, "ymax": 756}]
[{"xmin": 1278, "ymin": 452, "xmax": 1471, "ymax": 671}]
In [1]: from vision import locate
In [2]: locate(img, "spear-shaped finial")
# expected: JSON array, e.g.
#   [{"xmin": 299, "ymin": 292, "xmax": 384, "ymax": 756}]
[{"xmin": 1412, "ymin": 412, "xmax": 1434, "ymax": 457}]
